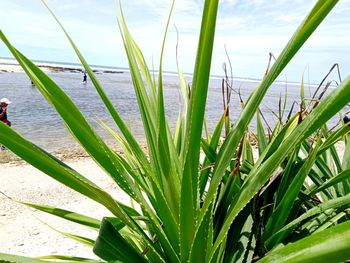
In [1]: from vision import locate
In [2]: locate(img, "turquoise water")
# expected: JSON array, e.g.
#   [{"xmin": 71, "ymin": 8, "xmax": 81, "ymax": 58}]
[{"xmin": 0, "ymin": 70, "xmax": 345, "ymax": 152}]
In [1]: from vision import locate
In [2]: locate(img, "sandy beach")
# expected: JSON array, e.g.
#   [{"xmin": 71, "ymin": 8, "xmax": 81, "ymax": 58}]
[
  {"xmin": 0, "ymin": 59, "xmax": 68, "ymax": 74},
  {"xmin": 0, "ymin": 156, "xmax": 130, "ymax": 258},
  {"xmin": 0, "ymin": 141, "xmax": 346, "ymax": 258},
  {"xmin": 0, "ymin": 58, "xmax": 125, "ymax": 74}
]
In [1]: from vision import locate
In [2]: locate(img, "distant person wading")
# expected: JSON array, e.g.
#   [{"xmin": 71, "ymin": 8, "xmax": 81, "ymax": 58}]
[{"xmin": 83, "ymin": 71, "xmax": 87, "ymax": 83}]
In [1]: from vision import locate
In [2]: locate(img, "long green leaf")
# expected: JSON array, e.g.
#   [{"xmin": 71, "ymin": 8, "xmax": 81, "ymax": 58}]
[
  {"xmin": 48, "ymin": 226, "xmax": 95, "ymax": 248},
  {"xmin": 256, "ymin": 109, "xmax": 268, "ymax": 155},
  {"xmin": 118, "ymin": 10, "xmax": 181, "ymax": 261},
  {"xmin": 266, "ymin": 193, "xmax": 350, "ymax": 248},
  {"xmin": 0, "ymin": 122, "xmax": 122, "ymax": 219},
  {"xmin": 180, "ymin": 0, "xmax": 219, "ymax": 260},
  {"xmin": 188, "ymin": 202, "xmax": 214, "ymax": 263},
  {"xmin": 264, "ymin": 137, "xmax": 321, "ymax": 238},
  {"xmin": 258, "ymin": 221, "xmax": 350, "ymax": 263},
  {"xmin": 200, "ymin": 111, "xmax": 226, "ymax": 197},
  {"xmin": 341, "ymin": 135, "xmax": 350, "ymax": 192},
  {"xmin": 320, "ymin": 125, "xmax": 342, "ymax": 174},
  {"xmin": 342, "ymin": 135, "xmax": 350, "ymax": 170},
  {"xmin": 0, "ymin": 254, "xmax": 48, "ymax": 263},
  {"xmin": 155, "ymin": 2, "xmax": 182, "ymax": 252},
  {"xmin": 0, "ymin": 31, "xmax": 137, "ymax": 199},
  {"xmin": 20, "ymin": 202, "xmax": 101, "ymax": 229},
  {"xmin": 40, "ymin": 0, "xmax": 152, "ymax": 179},
  {"xmin": 37, "ymin": 255, "xmax": 101, "ymax": 262},
  {"xmin": 314, "ymin": 211, "xmax": 348, "ymax": 233},
  {"xmin": 93, "ymin": 217, "xmax": 148, "ymax": 263},
  {"xmin": 308, "ymin": 169, "xmax": 350, "ymax": 197},
  {"xmin": 224, "ymin": 205, "xmax": 255, "ymax": 263}
]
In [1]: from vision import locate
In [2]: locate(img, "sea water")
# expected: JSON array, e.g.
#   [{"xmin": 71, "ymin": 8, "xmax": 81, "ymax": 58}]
[{"xmin": 0, "ymin": 70, "xmax": 346, "ymax": 152}]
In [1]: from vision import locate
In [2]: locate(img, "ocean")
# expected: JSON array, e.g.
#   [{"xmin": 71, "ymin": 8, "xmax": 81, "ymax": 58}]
[{"xmin": 0, "ymin": 69, "xmax": 345, "ymax": 152}]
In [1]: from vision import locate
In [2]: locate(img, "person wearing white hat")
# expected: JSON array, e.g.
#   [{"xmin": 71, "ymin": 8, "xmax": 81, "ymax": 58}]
[{"xmin": 0, "ymin": 97, "xmax": 12, "ymax": 126}]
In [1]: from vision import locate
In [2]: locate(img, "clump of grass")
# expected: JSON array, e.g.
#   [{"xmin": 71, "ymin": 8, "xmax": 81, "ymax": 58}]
[{"xmin": 1, "ymin": 0, "xmax": 350, "ymax": 262}]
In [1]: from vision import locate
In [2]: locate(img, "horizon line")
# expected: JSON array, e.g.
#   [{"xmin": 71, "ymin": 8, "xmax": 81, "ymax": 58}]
[{"xmin": 0, "ymin": 56, "xmax": 318, "ymax": 87}]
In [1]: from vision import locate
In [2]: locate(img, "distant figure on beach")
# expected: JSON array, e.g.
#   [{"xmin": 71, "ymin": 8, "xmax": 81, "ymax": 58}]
[
  {"xmin": 0, "ymin": 98, "xmax": 11, "ymax": 127},
  {"xmin": 83, "ymin": 71, "xmax": 87, "ymax": 83},
  {"xmin": 0, "ymin": 98, "xmax": 11, "ymax": 150},
  {"xmin": 344, "ymin": 115, "xmax": 349, "ymax": 124}
]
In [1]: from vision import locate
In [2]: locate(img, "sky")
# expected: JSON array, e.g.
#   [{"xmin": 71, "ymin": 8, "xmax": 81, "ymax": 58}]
[{"xmin": 0, "ymin": 0, "xmax": 349, "ymax": 83}]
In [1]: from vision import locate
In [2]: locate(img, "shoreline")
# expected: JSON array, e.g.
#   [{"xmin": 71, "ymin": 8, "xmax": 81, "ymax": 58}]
[
  {"xmin": 0, "ymin": 59, "xmax": 126, "ymax": 74},
  {"xmin": 0, "ymin": 148, "xmax": 94, "ymax": 165},
  {"xmin": 0, "ymin": 144, "xmax": 130, "ymax": 165}
]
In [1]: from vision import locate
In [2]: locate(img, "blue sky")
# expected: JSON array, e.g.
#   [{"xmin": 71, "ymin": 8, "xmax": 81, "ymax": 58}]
[{"xmin": 0, "ymin": 0, "xmax": 349, "ymax": 83}]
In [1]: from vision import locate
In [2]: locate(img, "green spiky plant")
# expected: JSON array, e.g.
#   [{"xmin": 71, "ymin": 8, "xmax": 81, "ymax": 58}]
[{"xmin": 1, "ymin": 0, "xmax": 350, "ymax": 262}]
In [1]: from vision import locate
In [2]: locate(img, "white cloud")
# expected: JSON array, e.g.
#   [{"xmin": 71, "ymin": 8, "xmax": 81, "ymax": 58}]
[{"xmin": 0, "ymin": 0, "xmax": 349, "ymax": 82}]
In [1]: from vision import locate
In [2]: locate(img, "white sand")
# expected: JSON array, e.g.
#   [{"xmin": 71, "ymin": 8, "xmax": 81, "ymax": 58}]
[
  {"xmin": 0, "ymin": 63, "xmax": 25, "ymax": 73},
  {"xmin": 0, "ymin": 59, "xmax": 58, "ymax": 73},
  {"xmin": 0, "ymin": 59, "xmax": 121, "ymax": 74},
  {"xmin": 0, "ymin": 157, "xmax": 130, "ymax": 259}
]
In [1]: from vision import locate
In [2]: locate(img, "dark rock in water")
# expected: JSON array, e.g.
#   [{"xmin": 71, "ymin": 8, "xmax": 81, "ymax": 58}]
[{"xmin": 103, "ymin": 70, "xmax": 124, "ymax": 74}]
